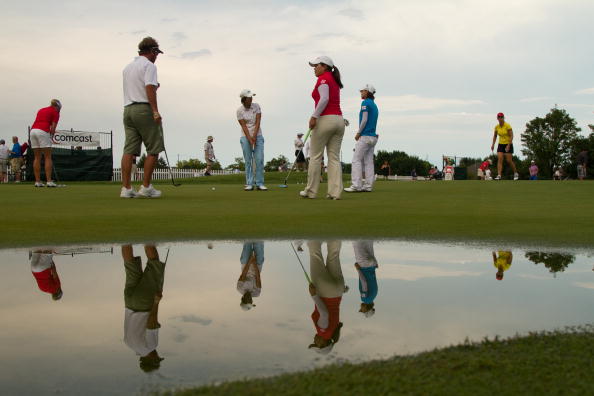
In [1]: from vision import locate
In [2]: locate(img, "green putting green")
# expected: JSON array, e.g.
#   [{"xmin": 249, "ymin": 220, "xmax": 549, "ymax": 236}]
[{"xmin": 1, "ymin": 176, "xmax": 593, "ymax": 248}]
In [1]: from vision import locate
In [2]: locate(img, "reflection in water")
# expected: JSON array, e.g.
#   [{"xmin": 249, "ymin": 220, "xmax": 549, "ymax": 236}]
[
  {"xmin": 525, "ymin": 251, "xmax": 576, "ymax": 274},
  {"xmin": 121, "ymin": 245, "xmax": 166, "ymax": 372},
  {"xmin": 238, "ymin": 242, "xmax": 264, "ymax": 311},
  {"xmin": 30, "ymin": 249, "xmax": 63, "ymax": 301},
  {"xmin": 4, "ymin": 240, "xmax": 592, "ymax": 395},
  {"xmin": 354, "ymin": 241, "xmax": 378, "ymax": 317},
  {"xmin": 307, "ymin": 241, "xmax": 346, "ymax": 354},
  {"xmin": 492, "ymin": 251, "xmax": 513, "ymax": 281}
]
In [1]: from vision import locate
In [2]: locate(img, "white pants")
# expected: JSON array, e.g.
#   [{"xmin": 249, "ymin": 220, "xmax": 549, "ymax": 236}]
[
  {"xmin": 30, "ymin": 129, "xmax": 53, "ymax": 149},
  {"xmin": 351, "ymin": 136, "xmax": 377, "ymax": 190}
]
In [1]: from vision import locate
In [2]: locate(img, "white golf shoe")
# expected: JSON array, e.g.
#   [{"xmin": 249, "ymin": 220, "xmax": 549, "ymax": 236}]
[
  {"xmin": 300, "ymin": 190, "xmax": 314, "ymax": 199},
  {"xmin": 344, "ymin": 186, "xmax": 361, "ymax": 193},
  {"xmin": 137, "ymin": 184, "xmax": 162, "ymax": 198},
  {"xmin": 46, "ymin": 181, "xmax": 57, "ymax": 188},
  {"xmin": 120, "ymin": 187, "xmax": 137, "ymax": 198},
  {"xmin": 257, "ymin": 185, "xmax": 268, "ymax": 191},
  {"xmin": 514, "ymin": 173, "xmax": 519, "ymax": 180},
  {"xmin": 244, "ymin": 185, "xmax": 254, "ymax": 191},
  {"xmin": 34, "ymin": 182, "xmax": 45, "ymax": 187},
  {"xmin": 495, "ymin": 175, "xmax": 502, "ymax": 180}
]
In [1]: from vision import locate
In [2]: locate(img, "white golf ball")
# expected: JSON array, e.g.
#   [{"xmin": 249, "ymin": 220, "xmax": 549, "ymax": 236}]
[{"xmin": 212, "ymin": 187, "xmax": 216, "ymax": 190}]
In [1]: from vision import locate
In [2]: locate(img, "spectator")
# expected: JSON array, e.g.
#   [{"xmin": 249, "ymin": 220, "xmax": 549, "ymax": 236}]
[
  {"xmin": 379, "ymin": 160, "xmax": 391, "ymax": 180},
  {"xmin": 577, "ymin": 149, "xmax": 588, "ymax": 181},
  {"xmin": 204, "ymin": 136, "xmax": 215, "ymax": 176},
  {"xmin": 478, "ymin": 159, "xmax": 492, "ymax": 180},
  {"xmin": 131, "ymin": 155, "xmax": 139, "ymax": 181},
  {"xmin": 554, "ymin": 167, "xmax": 562, "ymax": 181},
  {"xmin": 492, "ymin": 251, "xmax": 513, "ymax": 281},
  {"xmin": 411, "ymin": 168, "xmax": 417, "ymax": 181},
  {"xmin": 529, "ymin": 160, "xmax": 538, "ymax": 180},
  {"xmin": 9, "ymin": 136, "xmax": 23, "ymax": 182},
  {"xmin": 0, "ymin": 139, "xmax": 10, "ymax": 183},
  {"xmin": 294, "ymin": 133, "xmax": 306, "ymax": 171}
]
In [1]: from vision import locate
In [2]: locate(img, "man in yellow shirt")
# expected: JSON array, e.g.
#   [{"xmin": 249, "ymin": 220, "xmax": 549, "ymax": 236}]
[
  {"xmin": 492, "ymin": 251, "xmax": 513, "ymax": 281},
  {"xmin": 490, "ymin": 113, "xmax": 519, "ymax": 180}
]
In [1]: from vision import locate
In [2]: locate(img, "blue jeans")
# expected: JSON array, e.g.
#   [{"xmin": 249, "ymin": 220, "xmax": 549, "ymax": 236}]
[
  {"xmin": 240, "ymin": 242, "xmax": 265, "ymax": 268},
  {"xmin": 240, "ymin": 135, "xmax": 264, "ymax": 186}
]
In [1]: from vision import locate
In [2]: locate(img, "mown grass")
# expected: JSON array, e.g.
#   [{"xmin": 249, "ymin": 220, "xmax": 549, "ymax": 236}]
[
  {"xmin": 165, "ymin": 326, "xmax": 594, "ymax": 396},
  {"xmin": 1, "ymin": 176, "xmax": 593, "ymax": 248}
]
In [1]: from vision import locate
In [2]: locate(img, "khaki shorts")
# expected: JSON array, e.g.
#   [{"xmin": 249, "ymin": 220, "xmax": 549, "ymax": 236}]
[
  {"xmin": 123, "ymin": 103, "xmax": 165, "ymax": 155},
  {"xmin": 11, "ymin": 158, "xmax": 23, "ymax": 172},
  {"xmin": 30, "ymin": 129, "xmax": 53, "ymax": 149},
  {"xmin": 477, "ymin": 169, "xmax": 484, "ymax": 177},
  {"xmin": 0, "ymin": 160, "xmax": 7, "ymax": 173},
  {"xmin": 124, "ymin": 257, "xmax": 166, "ymax": 312}
]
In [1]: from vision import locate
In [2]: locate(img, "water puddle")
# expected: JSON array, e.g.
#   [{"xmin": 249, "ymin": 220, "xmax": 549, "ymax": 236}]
[{"xmin": 1, "ymin": 240, "xmax": 592, "ymax": 395}]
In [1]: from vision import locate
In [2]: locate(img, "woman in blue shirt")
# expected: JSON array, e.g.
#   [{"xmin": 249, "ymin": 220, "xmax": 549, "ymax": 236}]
[{"xmin": 345, "ymin": 84, "xmax": 379, "ymax": 192}]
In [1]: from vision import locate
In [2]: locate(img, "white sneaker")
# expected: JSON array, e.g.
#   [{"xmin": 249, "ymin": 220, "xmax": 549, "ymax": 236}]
[
  {"xmin": 300, "ymin": 190, "xmax": 314, "ymax": 199},
  {"xmin": 120, "ymin": 187, "xmax": 137, "ymax": 198},
  {"xmin": 514, "ymin": 173, "xmax": 519, "ymax": 181},
  {"xmin": 34, "ymin": 182, "xmax": 45, "ymax": 187},
  {"xmin": 495, "ymin": 175, "xmax": 501, "ymax": 180},
  {"xmin": 46, "ymin": 181, "xmax": 57, "ymax": 188},
  {"xmin": 137, "ymin": 184, "xmax": 162, "ymax": 198},
  {"xmin": 244, "ymin": 185, "xmax": 253, "ymax": 191},
  {"xmin": 257, "ymin": 185, "xmax": 268, "ymax": 191},
  {"xmin": 362, "ymin": 188, "xmax": 372, "ymax": 192},
  {"xmin": 344, "ymin": 186, "xmax": 361, "ymax": 193}
]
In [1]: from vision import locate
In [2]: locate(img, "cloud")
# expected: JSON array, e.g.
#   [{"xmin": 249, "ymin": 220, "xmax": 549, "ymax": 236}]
[
  {"xmin": 161, "ymin": 18, "xmax": 177, "ymax": 22},
  {"xmin": 574, "ymin": 87, "xmax": 594, "ymax": 95},
  {"xmin": 343, "ymin": 95, "xmax": 485, "ymax": 113},
  {"xmin": 573, "ymin": 282, "xmax": 594, "ymax": 290},
  {"xmin": 356, "ymin": 264, "xmax": 482, "ymax": 281},
  {"xmin": 180, "ymin": 49, "xmax": 212, "ymax": 59},
  {"xmin": 172, "ymin": 32, "xmax": 188, "ymax": 42},
  {"xmin": 519, "ymin": 96, "xmax": 552, "ymax": 103},
  {"xmin": 172, "ymin": 315, "xmax": 212, "ymax": 325},
  {"xmin": 338, "ymin": 7, "xmax": 364, "ymax": 20}
]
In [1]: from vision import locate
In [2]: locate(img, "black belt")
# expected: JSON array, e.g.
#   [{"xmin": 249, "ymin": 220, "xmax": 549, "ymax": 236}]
[{"xmin": 127, "ymin": 102, "xmax": 150, "ymax": 106}]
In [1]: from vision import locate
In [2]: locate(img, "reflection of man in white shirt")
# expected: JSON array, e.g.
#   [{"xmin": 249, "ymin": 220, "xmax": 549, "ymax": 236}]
[{"xmin": 122, "ymin": 244, "xmax": 165, "ymax": 372}]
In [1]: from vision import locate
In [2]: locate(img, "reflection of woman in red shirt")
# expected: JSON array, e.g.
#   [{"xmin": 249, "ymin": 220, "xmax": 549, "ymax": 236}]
[
  {"xmin": 300, "ymin": 56, "xmax": 346, "ymax": 200},
  {"xmin": 307, "ymin": 240, "xmax": 345, "ymax": 353},
  {"xmin": 30, "ymin": 249, "xmax": 63, "ymax": 301}
]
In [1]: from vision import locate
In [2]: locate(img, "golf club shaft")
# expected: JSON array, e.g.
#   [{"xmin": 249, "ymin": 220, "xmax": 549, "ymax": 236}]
[
  {"xmin": 290, "ymin": 242, "xmax": 311, "ymax": 284},
  {"xmin": 159, "ymin": 124, "xmax": 180, "ymax": 186},
  {"xmin": 284, "ymin": 129, "xmax": 312, "ymax": 185}
]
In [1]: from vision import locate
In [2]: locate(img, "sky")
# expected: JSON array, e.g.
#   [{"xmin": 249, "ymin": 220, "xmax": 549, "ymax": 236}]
[{"xmin": 1, "ymin": 0, "xmax": 593, "ymax": 167}]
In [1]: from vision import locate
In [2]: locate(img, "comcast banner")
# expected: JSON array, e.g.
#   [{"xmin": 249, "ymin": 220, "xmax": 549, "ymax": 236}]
[{"xmin": 52, "ymin": 130, "xmax": 101, "ymax": 147}]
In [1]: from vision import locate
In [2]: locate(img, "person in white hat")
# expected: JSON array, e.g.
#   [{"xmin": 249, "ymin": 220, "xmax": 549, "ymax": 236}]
[
  {"xmin": 300, "ymin": 56, "xmax": 345, "ymax": 200},
  {"xmin": 307, "ymin": 240, "xmax": 345, "ymax": 353},
  {"xmin": 237, "ymin": 89, "xmax": 267, "ymax": 191},
  {"xmin": 204, "ymin": 135, "xmax": 215, "ymax": 176},
  {"xmin": 529, "ymin": 160, "xmax": 539, "ymax": 180},
  {"xmin": 237, "ymin": 242, "xmax": 264, "ymax": 311},
  {"xmin": 353, "ymin": 240, "xmax": 378, "ymax": 318},
  {"xmin": 345, "ymin": 84, "xmax": 379, "ymax": 192},
  {"xmin": 294, "ymin": 133, "xmax": 306, "ymax": 171}
]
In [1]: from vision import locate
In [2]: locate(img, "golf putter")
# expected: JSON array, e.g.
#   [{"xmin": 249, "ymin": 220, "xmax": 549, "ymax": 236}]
[
  {"xmin": 290, "ymin": 242, "xmax": 311, "ymax": 284},
  {"xmin": 279, "ymin": 129, "xmax": 312, "ymax": 188},
  {"xmin": 159, "ymin": 124, "xmax": 181, "ymax": 187}
]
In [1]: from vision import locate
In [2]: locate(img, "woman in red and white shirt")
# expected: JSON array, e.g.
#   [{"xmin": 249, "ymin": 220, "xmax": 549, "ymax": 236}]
[
  {"xmin": 300, "ymin": 56, "xmax": 345, "ymax": 200},
  {"xmin": 30, "ymin": 99, "xmax": 61, "ymax": 187}
]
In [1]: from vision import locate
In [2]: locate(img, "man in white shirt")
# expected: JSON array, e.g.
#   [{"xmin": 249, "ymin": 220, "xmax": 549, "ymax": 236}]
[
  {"xmin": 120, "ymin": 37, "xmax": 165, "ymax": 199},
  {"xmin": 0, "ymin": 139, "xmax": 10, "ymax": 183},
  {"xmin": 122, "ymin": 244, "xmax": 166, "ymax": 372},
  {"xmin": 204, "ymin": 136, "xmax": 215, "ymax": 176},
  {"xmin": 294, "ymin": 133, "xmax": 306, "ymax": 171}
]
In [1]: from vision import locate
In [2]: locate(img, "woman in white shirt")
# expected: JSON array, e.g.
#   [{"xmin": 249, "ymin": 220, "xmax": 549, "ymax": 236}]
[{"xmin": 237, "ymin": 89, "xmax": 267, "ymax": 191}]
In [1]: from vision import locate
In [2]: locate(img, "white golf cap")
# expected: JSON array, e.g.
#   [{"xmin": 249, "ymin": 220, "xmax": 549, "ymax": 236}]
[
  {"xmin": 240, "ymin": 303, "xmax": 254, "ymax": 311},
  {"xmin": 239, "ymin": 89, "xmax": 256, "ymax": 98},
  {"xmin": 309, "ymin": 56, "xmax": 334, "ymax": 68},
  {"xmin": 360, "ymin": 309, "xmax": 376, "ymax": 318},
  {"xmin": 360, "ymin": 84, "xmax": 376, "ymax": 94},
  {"xmin": 309, "ymin": 342, "xmax": 335, "ymax": 355}
]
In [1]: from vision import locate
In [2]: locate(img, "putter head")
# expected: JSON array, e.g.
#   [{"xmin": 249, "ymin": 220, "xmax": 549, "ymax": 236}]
[{"xmin": 279, "ymin": 184, "xmax": 288, "ymax": 188}]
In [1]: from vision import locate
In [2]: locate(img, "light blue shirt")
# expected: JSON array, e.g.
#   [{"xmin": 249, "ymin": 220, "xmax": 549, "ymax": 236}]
[{"xmin": 359, "ymin": 98, "xmax": 378, "ymax": 137}]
